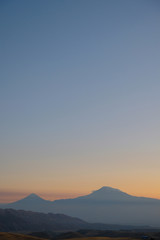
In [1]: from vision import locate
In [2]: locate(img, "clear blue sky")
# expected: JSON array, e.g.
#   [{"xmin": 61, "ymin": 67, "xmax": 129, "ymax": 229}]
[{"xmin": 1, "ymin": 0, "xmax": 160, "ymax": 202}]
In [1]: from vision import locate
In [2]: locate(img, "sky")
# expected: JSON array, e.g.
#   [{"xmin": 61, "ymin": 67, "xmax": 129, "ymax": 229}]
[{"xmin": 0, "ymin": 0, "xmax": 160, "ymax": 203}]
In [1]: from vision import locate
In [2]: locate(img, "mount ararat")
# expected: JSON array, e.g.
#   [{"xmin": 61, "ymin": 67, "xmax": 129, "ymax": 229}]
[{"xmin": 1, "ymin": 187, "xmax": 160, "ymax": 227}]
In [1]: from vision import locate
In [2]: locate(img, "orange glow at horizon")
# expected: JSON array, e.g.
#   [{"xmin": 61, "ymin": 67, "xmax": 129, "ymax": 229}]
[{"xmin": 1, "ymin": 185, "xmax": 160, "ymax": 203}]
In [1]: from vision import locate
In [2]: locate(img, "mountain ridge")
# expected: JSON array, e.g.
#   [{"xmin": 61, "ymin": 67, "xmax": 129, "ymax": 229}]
[
  {"xmin": 2, "ymin": 186, "xmax": 160, "ymax": 204},
  {"xmin": 1, "ymin": 186, "xmax": 160, "ymax": 227},
  {"xmin": 0, "ymin": 208, "xmax": 144, "ymax": 232}
]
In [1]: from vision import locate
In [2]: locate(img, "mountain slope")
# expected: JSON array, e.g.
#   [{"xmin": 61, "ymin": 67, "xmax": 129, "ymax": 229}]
[
  {"xmin": 77, "ymin": 187, "xmax": 134, "ymax": 201},
  {"xmin": 2, "ymin": 193, "xmax": 53, "ymax": 212},
  {"xmin": 0, "ymin": 208, "xmax": 139, "ymax": 232},
  {"xmin": 0, "ymin": 208, "xmax": 90, "ymax": 232},
  {"xmin": 76, "ymin": 187, "xmax": 159, "ymax": 203},
  {"xmin": 1, "ymin": 187, "xmax": 160, "ymax": 227},
  {"xmin": 51, "ymin": 187, "xmax": 160, "ymax": 226}
]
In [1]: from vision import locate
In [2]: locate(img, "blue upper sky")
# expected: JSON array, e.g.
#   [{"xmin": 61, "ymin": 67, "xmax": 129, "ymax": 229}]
[{"xmin": 0, "ymin": 0, "xmax": 160, "ymax": 201}]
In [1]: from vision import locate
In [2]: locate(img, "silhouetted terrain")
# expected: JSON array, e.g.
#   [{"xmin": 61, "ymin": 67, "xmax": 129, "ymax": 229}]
[
  {"xmin": 0, "ymin": 208, "xmax": 88, "ymax": 232},
  {"xmin": 1, "ymin": 187, "xmax": 160, "ymax": 226},
  {"xmin": 0, "ymin": 232, "xmax": 47, "ymax": 240},
  {"xmin": 1, "ymin": 208, "xmax": 160, "ymax": 240},
  {"xmin": 0, "ymin": 208, "xmax": 152, "ymax": 233},
  {"xmin": 0, "ymin": 232, "xmax": 145, "ymax": 240},
  {"xmin": 1, "ymin": 230, "xmax": 160, "ymax": 240},
  {"xmin": 29, "ymin": 229, "xmax": 160, "ymax": 240}
]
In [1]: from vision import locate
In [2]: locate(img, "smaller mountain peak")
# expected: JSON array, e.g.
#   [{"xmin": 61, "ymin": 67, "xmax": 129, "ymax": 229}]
[{"xmin": 23, "ymin": 193, "xmax": 44, "ymax": 201}]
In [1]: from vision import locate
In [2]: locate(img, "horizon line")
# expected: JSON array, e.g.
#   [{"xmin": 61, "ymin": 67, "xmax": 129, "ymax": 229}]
[{"xmin": 1, "ymin": 186, "xmax": 160, "ymax": 204}]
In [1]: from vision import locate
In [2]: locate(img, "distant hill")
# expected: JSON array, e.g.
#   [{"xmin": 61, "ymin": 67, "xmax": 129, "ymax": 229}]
[
  {"xmin": 1, "ymin": 186, "xmax": 160, "ymax": 227},
  {"xmin": 0, "ymin": 208, "xmax": 142, "ymax": 233},
  {"xmin": 0, "ymin": 208, "xmax": 89, "ymax": 232}
]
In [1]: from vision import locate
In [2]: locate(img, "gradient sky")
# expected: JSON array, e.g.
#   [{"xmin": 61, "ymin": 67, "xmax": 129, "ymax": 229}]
[{"xmin": 1, "ymin": 0, "xmax": 160, "ymax": 203}]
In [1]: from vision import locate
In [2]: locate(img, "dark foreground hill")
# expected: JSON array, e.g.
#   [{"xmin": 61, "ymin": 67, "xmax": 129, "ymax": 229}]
[
  {"xmin": 1, "ymin": 230, "xmax": 160, "ymax": 240},
  {"xmin": 0, "ymin": 232, "xmax": 47, "ymax": 240},
  {"xmin": 1, "ymin": 187, "xmax": 160, "ymax": 226},
  {"xmin": 0, "ymin": 232, "xmax": 145, "ymax": 240},
  {"xmin": 0, "ymin": 208, "xmax": 89, "ymax": 232},
  {"xmin": 0, "ymin": 208, "xmax": 151, "ymax": 233}
]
